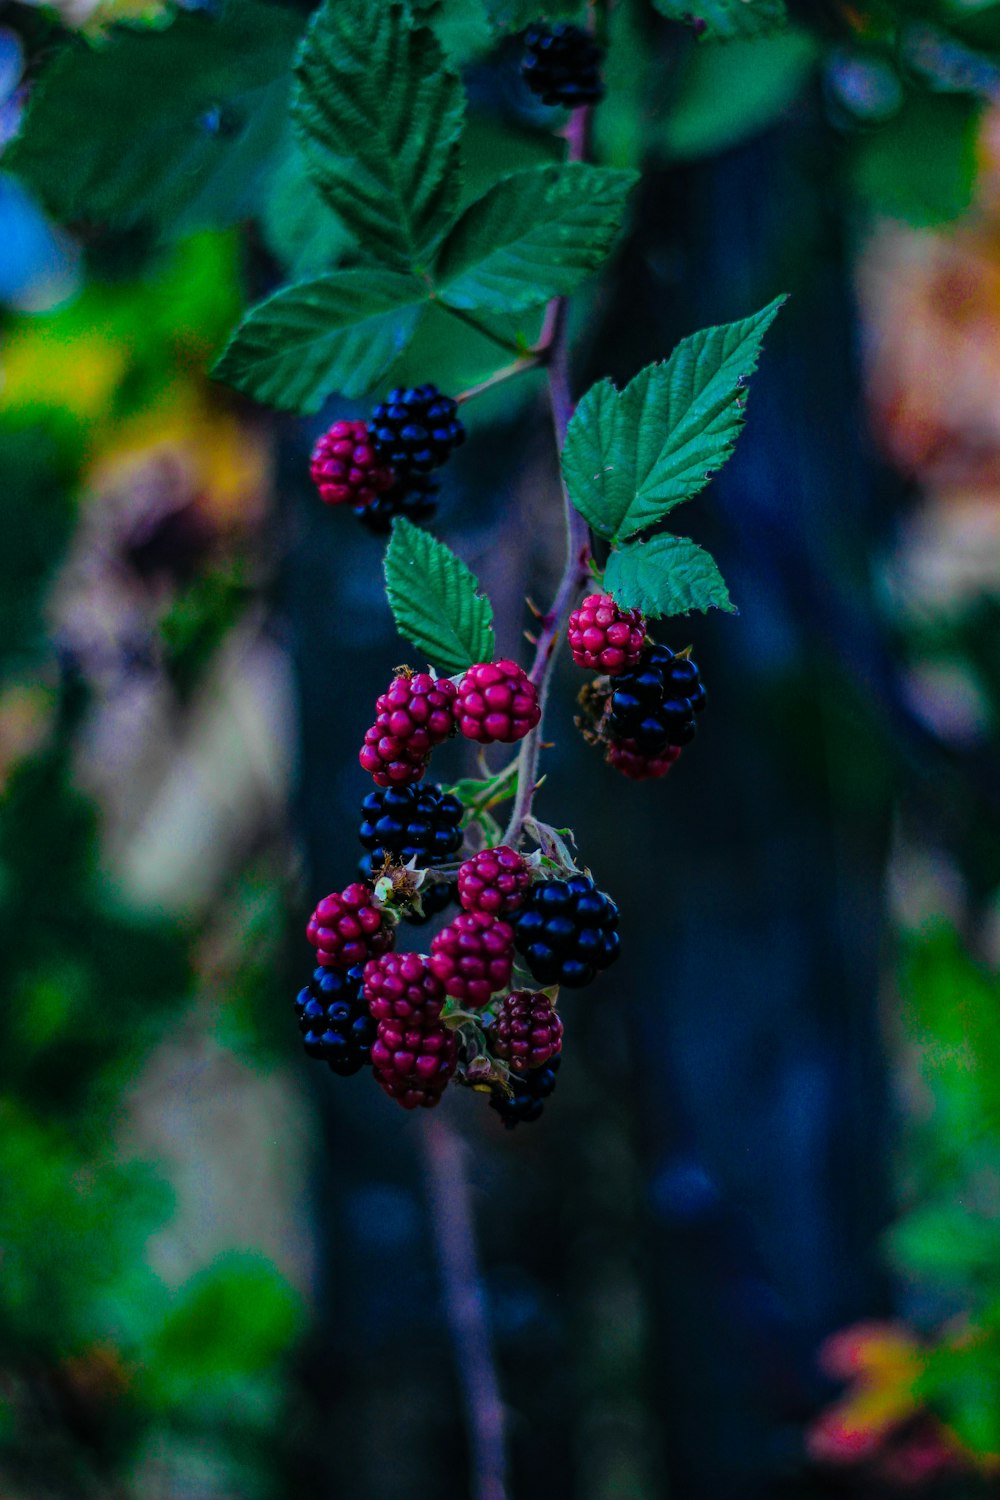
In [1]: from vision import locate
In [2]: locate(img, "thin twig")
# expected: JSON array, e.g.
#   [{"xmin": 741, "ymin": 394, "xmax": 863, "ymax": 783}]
[
  {"xmin": 422, "ymin": 1113, "xmax": 508, "ymax": 1500},
  {"xmin": 457, "ymin": 354, "xmax": 544, "ymax": 405}
]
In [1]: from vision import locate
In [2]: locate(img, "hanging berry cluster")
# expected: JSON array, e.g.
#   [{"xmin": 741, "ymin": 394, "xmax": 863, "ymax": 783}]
[{"xmin": 212, "ymin": 0, "xmax": 786, "ymax": 1128}]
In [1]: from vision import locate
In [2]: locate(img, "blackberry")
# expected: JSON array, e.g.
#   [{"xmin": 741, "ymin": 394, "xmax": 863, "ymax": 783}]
[
  {"xmin": 457, "ymin": 844, "xmax": 531, "ymax": 917},
  {"xmin": 522, "ymin": 23, "xmax": 604, "ymax": 109},
  {"xmin": 368, "ymin": 385, "xmax": 465, "ymax": 478},
  {"xmin": 310, "ymin": 420, "xmax": 394, "ymax": 508},
  {"xmin": 355, "ymin": 472, "xmax": 438, "ymax": 535},
  {"xmin": 306, "ymin": 882, "xmax": 395, "ymax": 970},
  {"xmin": 568, "ymin": 593, "xmax": 646, "ymax": 675},
  {"xmin": 489, "ymin": 989, "xmax": 563, "ymax": 1073},
  {"xmin": 358, "ymin": 781, "xmax": 463, "ymax": 923},
  {"xmin": 456, "ymin": 659, "xmax": 540, "ymax": 744},
  {"xmin": 607, "ymin": 644, "xmax": 706, "ymax": 754},
  {"xmin": 430, "ymin": 911, "xmax": 515, "ymax": 1010},
  {"xmin": 294, "ymin": 964, "xmax": 375, "ymax": 1076},
  {"xmin": 512, "ymin": 873, "xmax": 620, "ymax": 988},
  {"xmin": 359, "ymin": 669, "xmax": 458, "ymax": 788},
  {"xmin": 490, "ymin": 1055, "xmax": 561, "ymax": 1129}
]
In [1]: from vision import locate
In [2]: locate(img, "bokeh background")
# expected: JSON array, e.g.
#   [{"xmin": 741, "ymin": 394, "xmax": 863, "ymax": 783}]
[{"xmin": 2, "ymin": 0, "xmax": 1000, "ymax": 1496}]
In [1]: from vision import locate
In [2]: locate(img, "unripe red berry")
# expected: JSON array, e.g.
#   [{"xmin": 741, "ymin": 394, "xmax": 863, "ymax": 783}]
[
  {"xmin": 489, "ymin": 990, "xmax": 563, "ymax": 1073},
  {"xmin": 358, "ymin": 669, "xmax": 458, "ymax": 787},
  {"xmin": 310, "ymin": 420, "xmax": 395, "ymax": 508},
  {"xmin": 455, "ymin": 660, "xmax": 540, "ymax": 745},
  {"xmin": 371, "ymin": 1022, "xmax": 457, "ymax": 1108},
  {"xmin": 306, "ymin": 883, "xmax": 395, "ymax": 969},
  {"xmin": 362, "ymin": 950, "xmax": 446, "ymax": 1026},
  {"xmin": 457, "ymin": 845, "xmax": 531, "ymax": 917},
  {"xmin": 429, "ymin": 911, "xmax": 515, "ymax": 1009},
  {"xmin": 605, "ymin": 739, "xmax": 683, "ymax": 781},
  {"xmin": 567, "ymin": 593, "xmax": 646, "ymax": 675}
]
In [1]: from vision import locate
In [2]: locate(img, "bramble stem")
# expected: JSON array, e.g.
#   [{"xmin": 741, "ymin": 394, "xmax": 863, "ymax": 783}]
[{"xmin": 457, "ymin": 355, "xmax": 544, "ymax": 405}]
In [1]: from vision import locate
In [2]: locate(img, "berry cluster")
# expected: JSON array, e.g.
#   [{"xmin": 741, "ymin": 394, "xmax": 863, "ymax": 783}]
[
  {"xmin": 365, "ymin": 951, "xmax": 457, "ymax": 1109},
  {"xmin": 522, "ymin": 23, "xmax": 605, "ymax": 109}
]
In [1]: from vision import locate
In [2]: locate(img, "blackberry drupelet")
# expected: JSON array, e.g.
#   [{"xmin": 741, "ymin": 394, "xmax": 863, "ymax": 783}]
[
  {"xmin": 358, "ymin": 782, "xmax": 463, "ymax": 922},
  {"xmin": 355, "ymin": 472, "xmax": 439, "ymax": 534},
  {"xmin": 368, "ymin": 385, "xmax": 465, "ymax": 478},
  {"xmin": 490, "ymin": 1055, "xmax": 561, "ymax": 1128},
  {"xmin": 512, "ymin": 873, "xmax": 620, "ymax": 988},
  {"xmin": 294, "ymin": 964, "xmax": 376, "ymax": 1076},
  {"xmin": 521, "ymin": 23, "xmax": 604, "ymax": 108},
  {"xmin": 607, "ymin": 644, "xmax": 706, "ymax": 753}
]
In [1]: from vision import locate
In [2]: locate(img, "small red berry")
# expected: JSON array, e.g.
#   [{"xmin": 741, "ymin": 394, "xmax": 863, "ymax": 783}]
[
  {"xmin": 489, "ymin": 990, "xmax": 563, "ymax": 1073},
  {"xmin": 457, "ymin": 845, "xmax": 531, "ymax": 917},
  {"xmin": 306, "ymin": 883, "xmax": 395, "ymax": 969},
  {"xmin": 358, "ymin": 669, "xmax": 458, "ymax": 788},
  {"xmin": 605, "ymin": 739, "xmax": 682, "ymax": 781},
  {"xmin": 362, "ymin": 950, "xmax": 446, "ymax": 1026},
  {"xmin": 455, "ymin": 660, "xmax": 540, "ymax": 745},
  {"xmin": 371, "ymin": 1022, "xmax": 457, "ymax": 1109},
  {"xmin": 429, "ymin": 911, "xmax": 515, "ymax": 1010},
  {"xmin": 567, "ymin": 593, "xmax": 646, "ymax": 675},
  {"xmin": 310, "ymin": 420, "xmax": 395, "ymax": 508}
]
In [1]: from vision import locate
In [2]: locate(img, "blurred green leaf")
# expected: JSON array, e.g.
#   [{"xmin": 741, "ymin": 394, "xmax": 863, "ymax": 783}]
[
  {"xmin": 604, "ymin": 535, "xmax": 735, "ymax": 617},
  {"xmin": 259, "ymin": 140, "xmax": 356, "ymax": 278},
  {"xmin": 919, "ymin": 1331, "xmax": 1000, "ymax": 1457},
  {"xmin": 384, "ymin": 518, "xmax": 495, "ymax": 674},
  {"xmin": 292, "ymin": 0, "xmax": 464, "ymax": 271},
  {"xmin": 661, "ymin": 30, "xmax": 817, "ymax": 159},
  {"xmin": 652, "ymin": 0, "xmax": 788, "ymax": 39},
  {"xmin": 852, "ymin": 91, "xmax": 980, "ymax": 226}
]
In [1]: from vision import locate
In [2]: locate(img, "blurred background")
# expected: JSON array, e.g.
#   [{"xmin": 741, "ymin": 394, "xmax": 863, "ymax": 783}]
[{"xmin": 2, "ymin": 0, "xmax": 1000, "ymax": 1496}]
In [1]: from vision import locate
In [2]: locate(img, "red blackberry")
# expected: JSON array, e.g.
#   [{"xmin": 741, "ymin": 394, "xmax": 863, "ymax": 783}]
[
  {"xmin": 489, "ymin": 990, "xmax": 563, "ymax": 1074},
  {"xmin": 456, "ymin": 660, "xmax": 540, "ymax": 745},
  {"xmin": 605, "ymin": 739, "xmax": 683, "ymax": 782},
  {"xmin": 490, "ymin": 1055, "xmax": 561, "ymax": 1129},
  {"xmin": 371, "ymin": 1022, "xmax": 458, "ymax": 1109},
  {"xmin": 358, "ymin": 782, "xmax": 464, "ymax": 923},
  {"xmin": 310, "ymin": 420, "xmax": 395, "ymax": 508},
  {"xmin": 306, "ymin": 883, "xmax": 395, "ymax": 969},
  {"xmin": 294, "ymin": 964, "xmax": 375, "ymax": 1076},
  {"xmin": 457, "ymin": 844, "xmax": 531, "ymax": 917},
  {"xmin": 358, "ymin": 669, "xmax": 458, "ymax": 788},
  {"xmin": 430, "ymin": 911, "xmax": 515, "ymax": 1010},
  {"xmin": 368, "ymin": 385, "xmax": 465, "ymax": 477},
  {"xmin": 568, "ymin": 593, "xmax": 646, "ymax": 675},
  {"xmin": 363, "ymin": 950, "xmax": 447, "ymax": 1027},
  {"xmin": 522, "ymin": 23, "xmax": 604, "ymax": 108},
  {"xmin": 356, "ymin": 472, "xmax": 438, "ymax": 534},
  {"xmin": 512, "ymin": 873, "xmax": 620, "ymax": 988},
  {"xmin": 607, "ymin": 644, "xmax": 706, "ymax": 753}
]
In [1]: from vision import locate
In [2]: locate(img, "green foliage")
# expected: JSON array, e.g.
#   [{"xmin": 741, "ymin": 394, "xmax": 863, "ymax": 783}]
[
  {"xmin": 213, "ymin": 270, "xmax": 428, "ymax": 412},
  {"xmin": 852, "ymin": 90, "xmax": 980, "ymax": 227},
  {"xmin": 604, "ymin": 535, "xmax": 735, "ymax": 617},
  {"xmin": 292, "ymin": 0, "xmax": 464, "ymax": 272},
  {"xmin": 259, "ymin": 139, "xmax": 356, "ymax": 277},
  {"xmin": 651, "ymin": 0, "xmax": 788, "ymax": 40},
  {"xmin": 384, "ymin": 518, "xmax": 495, "ymax": 674},
  {"xmin": 562, "ymin": 297, "xmax": 784, "ymax": 543},
  {"xmin": 7, "ymin": 0, "xmax": 301, "ymax": 237},
  {"xmin": 0, "ymin": 430, "xmax": 75, "ymax": 674},
  {"xmin": 661, "ymin": 30, "xmax": 817, "ymax": 159},
  {"xmin": 435, "ymin": 164, "xmax": 638, "ymax": 312}
]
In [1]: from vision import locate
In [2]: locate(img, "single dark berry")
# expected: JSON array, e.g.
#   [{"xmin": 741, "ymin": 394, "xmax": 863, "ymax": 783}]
[
  {"xmin": 358, "ymin": 781, "xmax": 464, "ymax": 923},
  {"xmin": 306, "ymin": 883, "xmax": 395, "ymax": 970},
  {"xmin": 372, "ymin": 1021, "xmax": 458, "ymax": 1109},
  {"xmin": 359, "ymin": 669, "xmax": 458, "ymax": 787},
  {"xmin": 457, "ymin": 844, "xmax": 531, "ymax": 917},
  {"xmin": 430, "ymin": 911, "xmax": 515, "ymax": 1010},
  {"xmin": 607, "ymin": 644, "xmax": 706, "ymax": 754},
  {"xmin": 310, "ymin": 420, "xmax": 395, "ymax": 508},
  {"xmin": 368, "ymin": 384, "xmax": 465, "ymax": 478},
  {"xmin": 512, "ymin": 873, "xmax": 620, "ymax": 988},
  {"xmin": 568, "ymin": 593, "xmax": 646, "ymax": 675},
  {"xmin": 605, "ymin": 739, "xmax": 683, "ymax": 782},
  {"xmin": 456, "ymin": 659, "xmax": 540, "ymax": 745},
  {"xmin": 355, "ymin": 472, "xmax": 439, "ymax": 534},
  {"xmin": 490, "ymin": 1055, "xmax": 561, "ymax": 1128},
  {"xmin": 489, "ymin": 990, "xmax": 563, "ymax": 1074},
  {"xmin": 294, "ymin": 965, "xmax": 376, "ymax": 1076},
  {"xmin": 522, "ymin": 23, "xmax": 604, "ymax": 109}
]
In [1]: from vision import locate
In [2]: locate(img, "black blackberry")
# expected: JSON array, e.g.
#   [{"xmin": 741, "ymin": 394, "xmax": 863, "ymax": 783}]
[
  {"xmin": 522, "ymin": 23, "xmax": 605, "ymax": 109},
  {"xmin": 367, "ymin": 385, "xmax": 465, "ymax": 478},
  {"xmin": 358, "ymin": 781, "xmax": 464, "ymax": 923},
  {"xmin": 512, "ymin": 874, "xmax": 620, "ymax": 988},
  {"xmin": 490, "ymin": 1055, "xmax": 561, "ymax": 1129},
  {"xmin": 356, "ymin": 473, "xmax": 438, "ymax": 534},
  {"xmin": 294, "ymin": 965, "xmax": 375, "ymax": 1076},
  {"xmin": 607, "ymin": 644, "xmax": 706, "ymax": 754}
]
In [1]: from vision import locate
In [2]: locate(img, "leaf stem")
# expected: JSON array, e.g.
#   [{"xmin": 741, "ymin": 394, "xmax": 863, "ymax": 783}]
[{"xmin": 457, "ymin": 354, "xmax": 544, "ymax": 405}]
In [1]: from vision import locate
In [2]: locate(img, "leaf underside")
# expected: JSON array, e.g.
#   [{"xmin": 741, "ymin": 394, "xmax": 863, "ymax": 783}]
[
  {"xmin": 604, "ymin": 536, "xmax": 736, "ymax": 618},
  {"xmin": 384, "ymin": 518, "xmax": 495, "ymax": 676}
]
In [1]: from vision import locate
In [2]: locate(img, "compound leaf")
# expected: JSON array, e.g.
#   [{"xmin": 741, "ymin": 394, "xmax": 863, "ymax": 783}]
[
  {"xmin": 384, "ymin": 518, "xmax": 494, "ymax": 675},
  {"xmin": 604, "ymin": 535, "xmax": 736, "ymax": 617}
]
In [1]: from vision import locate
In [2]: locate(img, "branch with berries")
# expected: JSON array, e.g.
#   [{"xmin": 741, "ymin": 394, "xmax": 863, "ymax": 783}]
[{"xmin": 213, "ymin": 0, "xmax": 786, "ymax": 1128}]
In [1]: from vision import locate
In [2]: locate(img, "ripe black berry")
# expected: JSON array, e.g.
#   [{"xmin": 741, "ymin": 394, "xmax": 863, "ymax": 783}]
[
  {"xmin": 512, "ymin": 874, "xmax": 620, "ymax": 988},
  {"xmin": 490, "ymin": 1055, "xmax": 561, "ymax": 1129},
  {"xmin": 355, "ymin": 472, "xmax": 439, "ymax": 534},
  {"xmin": 522, "ymin": 23, "xmax": 605, "ymax": 109},
  {"xmin": 607, "ymin": 644, "xmax": 706, "ymax": 754},
  {"xmin": 294, "ymin": 965, "xmax": 376, "ymax": 1076},
  {"xmin": 368, "ymin": 385, "xmax": 465, "ymax": 478},
  {"xmin": 358, "ymin": 782, "xmax": 463, "ymax": 923}
]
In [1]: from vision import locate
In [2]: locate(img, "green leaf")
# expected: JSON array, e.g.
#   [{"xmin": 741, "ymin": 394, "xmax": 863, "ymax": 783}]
[
  {"xmin": 483, "ymin": 0, "xmax": 585, "ymax": 33},
  {"xmin": 6, "ymin": 1, "xmax": 302, "ymax": 236},
  {"xmin": 661, "ymin": 31, "xmax": 817, "ymax": 160},
  {"xmin": 604, "ymin": 535, "xmax": 736, "ymax": 617},
  {"xmin": 259, "ymin": 138, "xmax": 356, "ymax": 277},
  {"xmin": 212, "ymin": 270, "xmax": 427, "ymax": 412},
  {"xmin": 561, "ymin": 297, "xmax": 785, "ymax": 541},
  {"xmin": 434, "ymin": 163, "xmax": 637, "ymax": 313},
  {"xmin": 852, "ymin": 92, "xmax": 979, "ymax": 228},
  {"xmin": 652, "ymin": 0, "xmax": 788, "ymax": 40},
  {"xmin": 292, "ymin": 0, "xmax": 464, "ymax": 271},
  {"xmin": 384, "ymin": 519, "xmax": 495, "ymax": 675}
]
